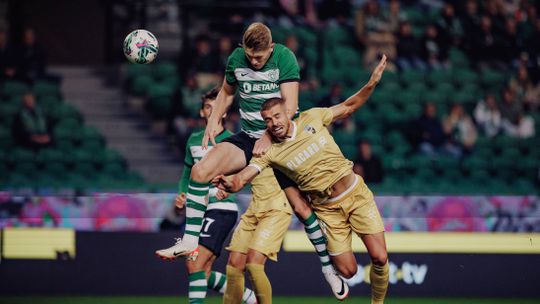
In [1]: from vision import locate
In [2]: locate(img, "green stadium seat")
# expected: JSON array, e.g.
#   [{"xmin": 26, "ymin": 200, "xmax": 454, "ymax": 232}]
[
  {"xmin": 36, "ymin": 148, "xmax": 65, "ymax": 166},
  {"xmin": 146, "ymin": 84, "xmax": 175, "ymax": 118},
  {"xmin": 43, "ymin": 162, "xmax": 67, "ymax": 178},
  {"xmin": 324, "ymin": 26, "xmax": 353, "ymax": 47},
  {"xmin": 452, "ymin": 68, "xmax": 479, "ymax": 87},
  {"xmin": 427, "ymin": 69, "xmax": 452, "ymax": 86},
  {"xmin": 345, "ymin": 69, "xmax": 373, "ymax": 88},
  {"xmin": 9, "ymin": 148, "xmax": 35, "ymax": 164},
  {"xmin": 448, "ymin": 48, "xmax": 470, "ymax": 68},
  {"xmin": 126, "ymin": 63, "xmax": 152, "ymax": 80},
  {"xmin": 39, "ymin": 96, "xmax": 63, "ymax": 112},
  {"xmin": 400, "ymin": 70, "xmax": 425, "ymax": 86},
  {"xmin": 2, "ymin": 81, "xmax": 30, "ymax": 98},
  {"xmin": 481, "ymin": 69, "xmax": 506, "ymax": 89},
  {"xmin": 334, "ymin": 46, "xmax": 361, "ymax": 69},
  {"xmin": 0, "ymin": 126, "xmax": 13, "ymax": 150},
  {"xmin": 423, "ymin": 90, "xmax": 448, "ymax": 104},
  {"xmin": 153, "ymin": 62, "xmax": 177, "ymax": 80},
  {"xmin": 50, "ymin": 104, "xmax": 81, "ymax": 122},
  {"xmin": 406, "ymin": 82, "xmax": 428, "ymax": 95},
  {"xmin": 416, "ymin": 167, "xmax": 436, "ymax": 182},
  {"xmin": 432, "ymin": 83, "xmax": 455, "ymax": 98},
  {"xmin": 33, "ymin": 81, "xmax": 61, "ymax": 99},
  {"xmin": 462, "ymin": 156, "xmax": 489, "ymax": 170},
  {"xmin": 54, "ymin": 125, "xmax": 80, "ymax": 144},
  {"xmin": 131, "ymin": 75, "xmax": 154, "ymax": 96},
  {"xmin": 341, "ymin": 144, "xmax": 358, "ymax": 160}
]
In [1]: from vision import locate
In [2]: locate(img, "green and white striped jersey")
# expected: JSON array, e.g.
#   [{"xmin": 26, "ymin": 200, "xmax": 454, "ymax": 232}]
[
  {"xmin": 179, "ymin": 129, "xmax": 238, "ymax": 212},
  {"xmin": 225, "ymin": 43, "xmax": 300, "ymax": 138}
]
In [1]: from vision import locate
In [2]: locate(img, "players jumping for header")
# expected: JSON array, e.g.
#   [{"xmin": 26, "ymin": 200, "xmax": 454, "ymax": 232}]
[
  {"xmin": 156, "ymin": 22, "xmax": 346, "ymax": 300},
  {"xmin": 213, "ymin": 56, "xmax": 390, "ymax": 304}
]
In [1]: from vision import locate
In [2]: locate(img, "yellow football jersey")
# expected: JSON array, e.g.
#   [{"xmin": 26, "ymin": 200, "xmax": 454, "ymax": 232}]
[
  {"xmin": 250, "ymin": 108, "xmax": 354, "ymax": 204},
  {"xmin": 249, "ymin": 166, "xmax": 292, "ymax": 213}
]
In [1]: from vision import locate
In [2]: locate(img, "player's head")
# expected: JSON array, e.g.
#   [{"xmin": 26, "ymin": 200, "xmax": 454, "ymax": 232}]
[
  {"xmin": 242, "ymin": 22, "xmax": 274, "ymax": 70},
  {"xmin": 261, "ymin": 98, "xmax": 291, "ymax": 140},
  {"xmin": 200, "ymin": 87, "xmax": 225, "ymax": 122}
]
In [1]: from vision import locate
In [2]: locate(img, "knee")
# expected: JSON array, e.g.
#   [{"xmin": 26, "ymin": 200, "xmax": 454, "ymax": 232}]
[
  {"xmin": 293, "ymin": 201, "xmax": 312, "ymax": 219},
  {"xmin": 336, "ymin": 264, "xmax": 357, "ymax": 279},
  {"xmin": 370, "ymin": 252, "xmax": 388, "ymax": 266},
  {"xmin": 191, "ymin": 162, "xmax": 211, "ymax": 183},
  {"xmin": 227, "ymin": 257, "xmax": 246, "ymax": 272}
]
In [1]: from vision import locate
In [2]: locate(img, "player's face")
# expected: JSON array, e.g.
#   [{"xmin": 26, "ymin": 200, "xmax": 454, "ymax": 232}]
[
  {"xmin": 245, "ymin": 44, "xmax": 274, "ymax": 70},
  {"xmin": 200, "ymin": 99, "xmax": 215, "ymax": 120},
  {"xmin": 262, "ymin": 104, "xmax": 290, "ymax": 139}
]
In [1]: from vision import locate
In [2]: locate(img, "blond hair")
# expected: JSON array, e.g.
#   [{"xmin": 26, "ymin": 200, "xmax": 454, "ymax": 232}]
[{"xmin": 242, "ymin": 22, "xmax": 272, "ymax": 51}]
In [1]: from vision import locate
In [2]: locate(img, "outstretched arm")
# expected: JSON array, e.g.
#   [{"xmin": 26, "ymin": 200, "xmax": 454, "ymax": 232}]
[
  {"xmin": 202, "ymin": 79, "xmax": 236, "ymax": 148},
  {"xmin": 330, "ymin": 55, "xmax": 387, "ymax": 122},
  {"xmin": 211, "ymin": 166, "xmax": 260, "ymax": 193}
]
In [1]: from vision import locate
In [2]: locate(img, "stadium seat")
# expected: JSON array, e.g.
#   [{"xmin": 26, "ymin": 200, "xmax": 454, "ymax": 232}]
[
  {"xmin": 131, "ymin": 75, "xmax": 155, "ymax": 96},
  {"xmin": 452, "ymin": 68, "xmax": 479, "ymax": 87},
  {"xmin": 400, "ymin": 70, "xmax": 425, "ymax": 86},
  {"xmin": 2, "ymin": 81, "xmax": 30, "ymax": 98},
  {"xmin": 427, "ymin": 69, "xmax": 452, "ymax": 86},
  {"xmin": 481, "ymin": 69, "xmax": 506, "ymax": 89},
  {"xmin": 153, "ymin": 62, "xmax": 177, "ymax": 80},
  {"xmin": 448, "ymin": 48, "xmax": 470, "ymax": 67},
  {"xmin": 33, "ymin": 81, "xmax": 61, "ymax": 99}
]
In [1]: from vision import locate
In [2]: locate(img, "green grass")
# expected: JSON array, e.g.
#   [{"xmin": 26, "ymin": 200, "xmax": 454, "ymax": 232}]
[{"xmin": 1, "ymin": 297, "xmax": 539, "ymax": 304}]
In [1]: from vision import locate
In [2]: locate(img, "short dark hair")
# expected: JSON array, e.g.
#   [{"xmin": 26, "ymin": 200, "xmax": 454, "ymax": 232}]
[
  {"xmin": 261, "ymin": 98, "xmax": 284, "ymax": 112},
  {"xmin": 201, "ymin": 87, "xmax": 220, "ymax": 108}
]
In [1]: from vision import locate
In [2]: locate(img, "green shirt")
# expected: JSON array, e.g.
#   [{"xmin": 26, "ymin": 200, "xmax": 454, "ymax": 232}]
[
  {"xmin": 225, "ymin": 44, "xmax": 300, "ymax": 138},
  {"xmin": 179, "ymin": 129, "xmax": 237, "ymax": 211}
]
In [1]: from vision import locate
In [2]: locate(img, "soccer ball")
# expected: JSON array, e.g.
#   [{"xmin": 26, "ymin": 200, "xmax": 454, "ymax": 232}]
[{"xmin": 123, "ymin": 29, "xmax": 159, "ymax": 64}]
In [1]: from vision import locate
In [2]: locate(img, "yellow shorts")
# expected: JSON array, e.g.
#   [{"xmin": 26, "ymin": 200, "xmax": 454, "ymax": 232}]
[
  {"xmin": 227, "ymin": 207, "xmax": 292, "ymax": 262},
  {"xmin": 312, "ymin": 175, "xmax": 384, "ymax": 255}
]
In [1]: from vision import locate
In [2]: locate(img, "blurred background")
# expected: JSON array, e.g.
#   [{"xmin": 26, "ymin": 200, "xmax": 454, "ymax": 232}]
[{"xmin": 0, "ymin": 0, "xmax": 539, "ymax": 302}]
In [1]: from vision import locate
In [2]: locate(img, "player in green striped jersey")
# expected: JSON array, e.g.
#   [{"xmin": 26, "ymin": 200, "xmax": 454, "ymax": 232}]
[
  {"xmin": 157, "ymin": 88, "xmax": 256, "ymax": 304},
  {"xmin": 157, "ymin": 23, "xmax": 347, "ymax": 300}
]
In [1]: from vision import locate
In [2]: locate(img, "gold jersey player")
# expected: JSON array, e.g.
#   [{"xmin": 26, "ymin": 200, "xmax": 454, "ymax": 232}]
[
  {"xmin": 156, "ymin": 22, "xmax": 347, "ymax": 300},
  {"xmin": 213, "ymin": 56, "xmax": 389, "ymax": 304}
]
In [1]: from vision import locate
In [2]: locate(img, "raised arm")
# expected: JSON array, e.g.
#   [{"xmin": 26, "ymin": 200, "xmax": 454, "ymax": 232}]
[
  {"xmin": 211, "ymin": 166, "xmax": 260, "ymax": 193},
  {"xmin": 330, "ymin": 55, "xmax": 387, "ymax": 122},
  {"xmin": 202, "ymin": 79, "xmax": 236, "ymax": 148}
]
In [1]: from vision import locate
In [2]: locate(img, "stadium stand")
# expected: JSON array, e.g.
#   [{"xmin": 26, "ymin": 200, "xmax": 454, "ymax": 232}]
[{"xmin": 120, "ymin": 0, "xmax": 539, "ymax": 195}]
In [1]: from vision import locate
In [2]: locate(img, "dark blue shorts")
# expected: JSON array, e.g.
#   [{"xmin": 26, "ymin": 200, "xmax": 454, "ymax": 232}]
[{"xmin": 199, "ymin": 209, "xmax": 238, "ymax": 257}]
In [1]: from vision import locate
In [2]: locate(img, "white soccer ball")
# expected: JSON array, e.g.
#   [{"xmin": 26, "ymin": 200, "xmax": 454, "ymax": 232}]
[{"xmin": 123, "ymin": 29, "xmax": 159, "ymax": 64}]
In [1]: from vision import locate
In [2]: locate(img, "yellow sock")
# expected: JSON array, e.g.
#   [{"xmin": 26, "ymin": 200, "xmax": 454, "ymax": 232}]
[
  {"xmin": 370, "ymin": 262, "xmax": 389, "ymax": 304},
  {"xmin": 224, "ymin": 265, "xmax": 244, "ymax": 304},
  {"xmin": 246, "ymin": 263, "xmax": 272, "ymax": 304}
]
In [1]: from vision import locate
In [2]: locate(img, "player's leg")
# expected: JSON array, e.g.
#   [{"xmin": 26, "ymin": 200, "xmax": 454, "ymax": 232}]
[
  {"xmin": 244, "ymin": 208, "xmax": 292, "ymax": 304},
  {"xmin": 224, "ymin": 208, "xmax": 259, "ymax": 304},
  {"xmin": 185, "ymin": 246, "xmax": 216, "ymax": 304},
  {"xmin": 182, "ymin": 141, "xmax": 247, "ymax": 250},
  {"xmin": 360, "ymin": 232, "xmax": 389, "ymax": 304},
  {"xmin": 225, "ymin": 251, "xmax": 248, "ymax": 304},
  {"xmin": 157, "ymin": 135, "xmax": 251, "ymax": 258},
  {"xmin": 348, "ymin": 191, "xmax": 388, "ymax": 304},
  {"xmin": 245, "ymin": 249, "xmax": 270, "ymax": 304},
  {"xmin": 276, "ymin": 170, "xmax": 344, "ymax": 300}
]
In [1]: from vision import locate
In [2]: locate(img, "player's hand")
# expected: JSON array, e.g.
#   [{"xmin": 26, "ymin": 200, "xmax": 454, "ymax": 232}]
[
  {"xmin": 215, "ymin": 190, "xmax": 230, "ymax": 200},
  {"xmin": 253, "ymin": 132, "xmax": 272, "ymax": 157},
  {"xmin": 369, "ymin": 54, "xmax": 387, "ymax": 85},
  {"xmin": 175, "ymin": 193, "xmax": 187, "ymax": 208},
  {"xmin": 202, "ymin": 120, "xmax": 219, "ymax": 149},
  {"xmin": 211, "ymin": 174, "xmax": 238, "ymax": 193}
]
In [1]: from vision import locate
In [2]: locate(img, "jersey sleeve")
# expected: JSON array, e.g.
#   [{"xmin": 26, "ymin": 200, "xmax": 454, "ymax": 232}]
[
  {"xmin": 225, "ymin": 48, "xmax": 240, "ymax": 85},
  {"xmin": 308, "ymin": 107, "xmax": 334, "ymax": 126},
  {"xmin": 248, "ymin": 152, "xmax": 272, "ymax": 173},
  {"xmin": 278, "ymin": 47, "xmax": 300, "ymax": 83}
]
